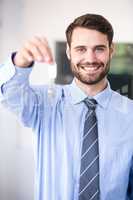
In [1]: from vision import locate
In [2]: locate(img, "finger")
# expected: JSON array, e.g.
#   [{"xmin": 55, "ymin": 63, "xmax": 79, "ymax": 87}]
[
  {"xmin": 40, "ymin": 37, "xmax": 54, "ymax": 63},
  {"xmin": 31, "ymin": 36, "xmax": 54, "ymax": 63},
  {"xmin": 24, "ymin": 40, "xmax": 44, "ymax": 62},
  {"xmin": 21, "ymin": 47, "xmax": 34, "ymax": 63}
]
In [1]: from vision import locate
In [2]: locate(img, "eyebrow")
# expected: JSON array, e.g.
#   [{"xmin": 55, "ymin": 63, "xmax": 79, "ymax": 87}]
[
  {"xmin": 73, "ymin": 44, "xmax": 108, "ymax": 50},
  {"xmin": 73, "ymin": 45, "xmax": 86, "ymax": 49},
  {"xmin": 94, "ymin": 45, "xmax": 107, "ymax": 48}
]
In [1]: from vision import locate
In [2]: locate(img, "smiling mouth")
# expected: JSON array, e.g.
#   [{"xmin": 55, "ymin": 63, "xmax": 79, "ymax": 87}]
[{"xmin": 80, "ymin": 65, "xmax": 101, "ymax": 72}]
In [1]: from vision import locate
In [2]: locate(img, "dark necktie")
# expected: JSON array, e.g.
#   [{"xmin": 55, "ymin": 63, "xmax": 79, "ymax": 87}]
[{"xmin": 78, "ymin": 98, "xmax": 100, "ymax": 200}]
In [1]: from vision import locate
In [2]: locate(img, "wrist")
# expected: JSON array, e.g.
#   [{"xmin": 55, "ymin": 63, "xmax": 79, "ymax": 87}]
[{"xmin": 11, "ymin": 52, "xmax": 34, "ymax": 68}]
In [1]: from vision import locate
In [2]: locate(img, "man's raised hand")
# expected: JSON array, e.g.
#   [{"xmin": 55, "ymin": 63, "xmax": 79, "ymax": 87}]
[{"xmin": 14, "ymin": 36, "xmax": 54, "ymax": 67}]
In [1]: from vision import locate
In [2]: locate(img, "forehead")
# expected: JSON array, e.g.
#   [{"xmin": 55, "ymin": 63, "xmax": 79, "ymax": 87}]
[{"xmin": 71, "ymin": 27, "xmax": 109, "ymax": 47}]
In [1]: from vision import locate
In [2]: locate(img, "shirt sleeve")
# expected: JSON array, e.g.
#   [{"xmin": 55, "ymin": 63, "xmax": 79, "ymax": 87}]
[
  {"xmin": 0, "ymin": 54, "xmax": 16, "ymax": 100},
  {"xmin": 0, "ymin": 54, "xmax": 44, "ymax": 128}
]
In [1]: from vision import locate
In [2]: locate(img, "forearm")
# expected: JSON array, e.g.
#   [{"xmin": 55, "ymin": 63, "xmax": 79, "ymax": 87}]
[
  {"xmin": 0, "ymin": 36, "xmax": 53, "ymax": 127},
  {"xmin": 1, "ymin": 63, "xmax": 32, "ymax": 113},
  {"xmin": 0, "ymin": 54, "xmax": 42, "ymax": 127}
]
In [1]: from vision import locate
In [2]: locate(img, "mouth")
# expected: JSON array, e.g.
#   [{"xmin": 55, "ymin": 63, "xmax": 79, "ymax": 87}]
[{"xmin": 80, "ymin": 65, "xmax": 101, "ymax": 73}]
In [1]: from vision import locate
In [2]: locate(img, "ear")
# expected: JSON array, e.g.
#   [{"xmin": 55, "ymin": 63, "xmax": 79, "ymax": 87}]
[
  {"xmin": 66, "ymin": 43, "xmax": 70, "ymax": 60},
  {"xmin": 109, "ymin": 43, "xmax": 115, "ymax": 59}
]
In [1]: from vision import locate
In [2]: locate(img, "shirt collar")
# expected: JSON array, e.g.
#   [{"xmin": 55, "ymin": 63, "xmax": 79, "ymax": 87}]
[{"xmin": 69, "ymin": 79, "xmax": 112, "ymax": 109}]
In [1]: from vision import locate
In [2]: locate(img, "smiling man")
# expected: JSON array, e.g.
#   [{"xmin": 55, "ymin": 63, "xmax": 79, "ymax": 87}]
[
  {"xmin": 0, "ymin": 13, "xmax": 133, "ymax": 200},
  {"xmin": 66, "ymin": 26, "xmax": 114, "ymax": 96}
]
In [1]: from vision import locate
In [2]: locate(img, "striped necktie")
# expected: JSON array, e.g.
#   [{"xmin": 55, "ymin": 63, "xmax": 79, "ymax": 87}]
[{"xmin": 78, "ymin": 98, "xmax": 100, "ymax": 200}]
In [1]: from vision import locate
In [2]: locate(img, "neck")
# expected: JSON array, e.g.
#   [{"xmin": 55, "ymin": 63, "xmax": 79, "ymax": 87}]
[{"xmin": 74, "ymin": 77, "xmax": 108, "ymax": 96}]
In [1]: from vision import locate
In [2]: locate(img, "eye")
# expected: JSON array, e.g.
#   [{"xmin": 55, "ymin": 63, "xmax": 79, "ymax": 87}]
[
  {"xmin": 95, "ymin": 46, "xmax": 105, "ymax": 52},
  {"xmin": 76, "ymin": 47, "xmax": 86, "ymax": 53}
]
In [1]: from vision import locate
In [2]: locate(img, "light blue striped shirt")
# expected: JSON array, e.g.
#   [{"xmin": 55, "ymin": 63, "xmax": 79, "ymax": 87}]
[{"xmin": 1, "ymin": 55, "xmax": 133, "ymax": 200}]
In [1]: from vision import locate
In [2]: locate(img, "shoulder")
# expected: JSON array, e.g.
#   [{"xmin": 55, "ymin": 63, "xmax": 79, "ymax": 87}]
[{"xmin": 110, "ymin": 89, "xmax": 133, "ymax": 114}]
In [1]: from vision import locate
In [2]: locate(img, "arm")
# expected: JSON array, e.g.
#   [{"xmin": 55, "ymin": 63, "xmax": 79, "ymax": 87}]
[
  {"xmin": 0, "ymin": 36, "xmax": 54, "ymax": 128},
  {"xmin": 127, "ymin": 157, "xmax": 133, "ymax": 199}
]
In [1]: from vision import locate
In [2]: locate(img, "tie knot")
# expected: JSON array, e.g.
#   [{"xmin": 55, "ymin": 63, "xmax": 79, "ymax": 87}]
[{"xmin": 84, "ymin": 98, "xmax": 97, "ymax": 110}]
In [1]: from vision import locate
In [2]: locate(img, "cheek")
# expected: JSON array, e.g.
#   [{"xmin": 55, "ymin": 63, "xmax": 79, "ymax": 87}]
[
  {"xmin": 71, "ymin": 53, "xmax": 87, "ymax": 65},
  {"xmin": 70, "ymin": 56, "xmax": 82, "ymax": 65},
  {"xmin": 96, "ymin": 53, "xmax": 110, "ymax": 64}
]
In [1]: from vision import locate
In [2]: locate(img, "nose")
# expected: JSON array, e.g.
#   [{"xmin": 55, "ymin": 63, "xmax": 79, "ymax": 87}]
[{"xmin": 84, "ymin": 49, "xmax": 96, "ymax": 63}]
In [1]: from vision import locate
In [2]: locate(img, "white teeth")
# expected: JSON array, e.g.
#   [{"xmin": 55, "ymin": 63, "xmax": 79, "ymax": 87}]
[{"xmin": 83, "ymin": 66, "xmax": 99, "ymax": 71}]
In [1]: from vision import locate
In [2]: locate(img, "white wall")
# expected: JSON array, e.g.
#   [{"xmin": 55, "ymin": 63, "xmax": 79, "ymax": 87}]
[
  {"xmin": 0, "ymin": 1, "xmax": 34, "ymax": 200},
  {"xmin": 0, "ymin": 0, "xmax": 133, "ymax": 199},
  {"xmin": 23, "ymin": 0, "xmax": 133, "ymax": 42}
]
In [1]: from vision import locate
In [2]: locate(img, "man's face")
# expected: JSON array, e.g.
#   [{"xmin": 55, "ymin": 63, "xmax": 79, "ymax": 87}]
[{"xmin": 66, "ymin": 27, "xmax": 114, "ymax": 85}]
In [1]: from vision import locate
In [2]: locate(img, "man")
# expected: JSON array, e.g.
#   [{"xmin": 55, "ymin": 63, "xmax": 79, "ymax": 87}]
[{"xmin": 0, "ymin": 13, "xmax": 133, "ymax": 200}]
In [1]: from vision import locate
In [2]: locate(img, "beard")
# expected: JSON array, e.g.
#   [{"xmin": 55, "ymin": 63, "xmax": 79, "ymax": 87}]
[{"xmin": 70, "ymin": 60, "xmax": 111, "ymax": 85}]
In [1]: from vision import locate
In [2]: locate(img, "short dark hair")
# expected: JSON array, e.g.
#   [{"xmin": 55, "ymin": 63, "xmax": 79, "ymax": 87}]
[{"xmin": 66, "ymin": 13, "xmax": 114, "ymax": 47}]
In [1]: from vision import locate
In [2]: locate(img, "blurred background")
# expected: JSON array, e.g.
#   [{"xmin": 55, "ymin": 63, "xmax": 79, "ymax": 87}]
[{"xmin": 0, "ymin": 0, "xmax": 133, "ymax": 199}]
